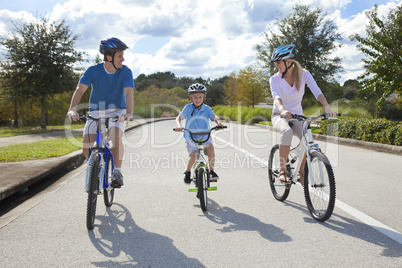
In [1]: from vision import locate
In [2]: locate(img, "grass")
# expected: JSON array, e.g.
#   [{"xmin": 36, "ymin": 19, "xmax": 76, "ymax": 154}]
[
  {"xmin": 0, "ymin": 136, "xmax": 83, "ymax": 163},
  {"xmin": 0, "ymin": 123, "xmax": 85, "ymax": 138}
]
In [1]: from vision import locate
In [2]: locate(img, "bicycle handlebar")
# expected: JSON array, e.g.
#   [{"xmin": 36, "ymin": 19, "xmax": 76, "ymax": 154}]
[
  {"xmin": 78, "ymin": 114, "xmax": 133, "ymax": 122},
  {"xmin": 173, "ymin": 126, "xmax": 227, "ymax": 144},
  {"xmin": 290, "ymin": 113, "xmax": 341, "ymax": 121}
]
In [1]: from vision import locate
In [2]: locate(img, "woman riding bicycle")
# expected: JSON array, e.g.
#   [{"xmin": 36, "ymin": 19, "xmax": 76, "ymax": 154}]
[{"xmin": 270, "ymin": 45, "xmax": 336, "ymax": 184}]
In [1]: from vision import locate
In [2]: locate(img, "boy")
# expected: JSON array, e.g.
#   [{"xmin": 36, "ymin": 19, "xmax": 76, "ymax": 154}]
[{"xmin": 175, "ymin": 83, "xmax": 223, "ymax": 184}]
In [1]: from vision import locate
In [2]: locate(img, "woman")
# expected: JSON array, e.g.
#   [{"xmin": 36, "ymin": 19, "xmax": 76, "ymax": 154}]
[{"xmin": 270, "ymin": 45, "xmax": 336, "ymax": 185}]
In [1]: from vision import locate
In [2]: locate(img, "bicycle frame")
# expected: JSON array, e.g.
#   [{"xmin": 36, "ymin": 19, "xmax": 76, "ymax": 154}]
[
  {"xmin": 84, "ymin": 116, "xmax": 115, "ymax": 193},
  {"xmin": 287, "ymin": 119, "xmax": 321, "ymax": 186}
]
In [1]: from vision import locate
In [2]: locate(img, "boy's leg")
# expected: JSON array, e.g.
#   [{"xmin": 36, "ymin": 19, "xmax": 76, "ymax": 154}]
[
  {"xmin": 205, "ymin": 143, "xmax": 219, "ymax": 179},
  {"xmin": 184, "ymin": 150, "xmax": 198, "ymax": 184}
]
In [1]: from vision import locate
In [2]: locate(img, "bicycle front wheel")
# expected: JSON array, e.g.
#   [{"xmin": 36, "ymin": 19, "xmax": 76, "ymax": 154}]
[
  {"xmin": 87, "ymin": 153, "xmax": 100, "ymax": 229},
  {"xmin": 103, "ymin": 156, "xmax": 114, "ymax": 207},
  {"xmin": 197, "ymin": 167, "xmax": 208, "ymax": 212},
  {"xmin": 304, "ymin": 151, "xmax": 336, "ymax": 222},
  {"xmin": 268, "ymin": 145, "xmax": 290, "ymax": 201}
]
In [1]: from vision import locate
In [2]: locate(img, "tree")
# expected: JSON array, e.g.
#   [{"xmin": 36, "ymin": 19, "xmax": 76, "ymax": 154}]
[
  {"xmin": 237, "ymin": 66, "xmax": 267, "ymax": 107},
  {"xmin": 206, "ymin": 76, "xmax": 226, "ymax": 106},
  {"xmin": 223, "ymin": 72, "xmax": 239, "ymax": 106},
  {"xmin": 0, "ymin": 17, "xmax": 85, "ymax": 128},
  {"xmin": 256, "ymin": 4, "xmax": 343, "ymax": 83},
  {"xmin": 349, "ymin": 5, "xmax": 402, "ymax": 110}
]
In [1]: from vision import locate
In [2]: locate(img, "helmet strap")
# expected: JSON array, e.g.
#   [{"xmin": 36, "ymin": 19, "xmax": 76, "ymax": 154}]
[
  {"xmin": 106, "ymin": 53, "xmax": 120, "ymax": 70},
  {"xmin": 191, "ymin": 103, "xmax": 203, "ymax": 116},
  {"xmin": 281, "ymin": 60, "xmax": 294, "ymax": 79}
]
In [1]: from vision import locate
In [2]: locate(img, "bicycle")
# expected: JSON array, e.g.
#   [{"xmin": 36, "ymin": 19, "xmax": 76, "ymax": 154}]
[
  {"xmin": 174, "ymin": 126, "xmax": 227, "ymax": 212},
  {"xmin": 268, "ymin": 113, "xmax": 339, "ymax": 222},
  {"xmin": 80, "ymin": 114, "xmax": 125, "ymax": 229}
]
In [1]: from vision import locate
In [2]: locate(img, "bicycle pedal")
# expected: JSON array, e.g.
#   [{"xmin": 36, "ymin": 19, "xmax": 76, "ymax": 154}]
[
  {"xmin": 112, "ymin": 183, "xmax": 121, "ymax": 188},
  {"xmin": 209, "ymin": 179, "xmax": 217, "ymax": 182}
]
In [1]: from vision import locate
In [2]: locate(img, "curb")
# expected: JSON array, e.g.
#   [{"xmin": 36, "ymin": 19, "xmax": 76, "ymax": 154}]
[{"xmin": 0, "ymin": 117, "xmax": 175, "ymax": 202}]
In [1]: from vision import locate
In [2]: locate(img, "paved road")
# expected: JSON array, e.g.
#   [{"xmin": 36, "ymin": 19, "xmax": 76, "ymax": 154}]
[{"xmin": 0, "ymin": 120, "xmax": 401, "ymax": 267}]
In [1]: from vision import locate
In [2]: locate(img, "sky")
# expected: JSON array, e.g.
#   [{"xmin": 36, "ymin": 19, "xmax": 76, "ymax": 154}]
[{"xmin": 0, "ymin": 0, "xmax": 401, "ymax": 85}]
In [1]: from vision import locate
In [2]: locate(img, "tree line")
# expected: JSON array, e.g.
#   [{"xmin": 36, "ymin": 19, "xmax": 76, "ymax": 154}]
[{"xmin": 0, "ymin": 4, "xmax": 401, "ymax": 128}]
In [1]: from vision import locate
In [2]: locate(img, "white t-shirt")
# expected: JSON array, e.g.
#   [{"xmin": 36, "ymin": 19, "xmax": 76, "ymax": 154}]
[{"xmin": 270, "ymin": 70, "xmax": 323, "ymax": 115}]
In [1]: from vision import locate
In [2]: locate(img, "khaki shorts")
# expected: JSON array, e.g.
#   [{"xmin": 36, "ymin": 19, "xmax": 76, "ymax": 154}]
[
  {"xmin": 185, "ymin": 136, "xmax": 212, "ymax": 156},
  {"xmin": 271, "ymin": 114, "xmax": 305, "ymax": 146},
  {"xmin": 83, "ymin": 109, "xmax": 127, "ymax": 135}
]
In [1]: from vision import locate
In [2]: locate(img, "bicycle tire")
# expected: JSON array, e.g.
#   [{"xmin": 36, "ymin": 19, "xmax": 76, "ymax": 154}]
[
  {"xmin": 103, "ymin": 156, "xmax": 114, "ymax": 207},
  {"xmin": 198, "ymin": 167, "xmax": 207, "ymax": 212},
  {"xmin": 268, "ymin": 145, "xmax": 290, "ymax": 201},
  {"xmin": 304, "ymin": 151, "xmax": 336, "ymax": 222},
  {"xmin": 87, "ymin": 153, "xmax": 100, "ymax": 229}
]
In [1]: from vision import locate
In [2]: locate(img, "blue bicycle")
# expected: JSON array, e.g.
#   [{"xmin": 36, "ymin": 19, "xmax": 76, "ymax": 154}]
[{"xmin": 80, "ymin": 114, "xmax": 121, "ymax": 230}]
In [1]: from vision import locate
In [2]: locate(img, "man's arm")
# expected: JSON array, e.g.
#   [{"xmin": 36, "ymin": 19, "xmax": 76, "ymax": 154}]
[
  {"xmin": 122, "ymin": 87, "xmax": 134, "ymax": 122},
  {"xmin": 67, "ymin": 83, "xmax": 89, "ymax": 122}
]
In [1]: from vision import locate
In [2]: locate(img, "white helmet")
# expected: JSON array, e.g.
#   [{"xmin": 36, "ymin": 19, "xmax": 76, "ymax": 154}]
[{"xmin": 188, "ymin": 83, "xmax": 207, "ymax": 95}]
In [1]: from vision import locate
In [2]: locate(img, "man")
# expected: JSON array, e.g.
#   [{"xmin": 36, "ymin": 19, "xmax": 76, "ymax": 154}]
[{"xmin": 67, "ymin": 37, "xmax": 134, "ymax": 187}]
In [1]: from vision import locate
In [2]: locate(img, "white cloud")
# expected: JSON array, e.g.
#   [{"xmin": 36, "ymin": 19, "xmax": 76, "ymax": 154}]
[{"xmin": 0, "ymin": 0, "xmax": 401, "ymax": 85}]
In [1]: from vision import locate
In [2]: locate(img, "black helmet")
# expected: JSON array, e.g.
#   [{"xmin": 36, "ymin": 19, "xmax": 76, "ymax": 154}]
[{"xmin": 99, "ymin": 37, "xmax": 128, "ymax": 55}]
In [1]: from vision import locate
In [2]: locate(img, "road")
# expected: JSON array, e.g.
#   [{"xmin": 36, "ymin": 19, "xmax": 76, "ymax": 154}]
[{"xmin": 0, "ymin": 119, "xmax": 401, "ymax": 267}]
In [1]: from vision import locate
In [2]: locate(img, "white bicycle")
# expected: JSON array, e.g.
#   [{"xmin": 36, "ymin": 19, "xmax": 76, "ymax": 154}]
[{"xmin": 268, "ymin": 113, "xmax": 339, "ymax": 222}]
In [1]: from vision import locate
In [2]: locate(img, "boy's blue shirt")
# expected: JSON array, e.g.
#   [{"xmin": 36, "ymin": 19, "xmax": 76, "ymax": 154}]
[
  {"xmin": 79, "ymin": 63, "xmax": 134, "ymax": 111},
  {"xmin": 180, "ymin": 103, "xmax": 215, "ymax": 141}
]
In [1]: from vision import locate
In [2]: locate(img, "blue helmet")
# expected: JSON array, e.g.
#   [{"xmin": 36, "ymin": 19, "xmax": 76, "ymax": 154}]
[
  {"xmin": 271, "ymin": 45, "xmax": 296, "ymax": 62},
  {"xmin": 99, "ymin": 37, "xmax": 128, "ymax": 55}
]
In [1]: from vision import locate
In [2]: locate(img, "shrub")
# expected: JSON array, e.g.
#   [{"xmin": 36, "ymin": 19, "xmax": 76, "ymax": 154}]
[{"xmin": 320, "ymin": 117, "xmax": 401, "ymax": 146}]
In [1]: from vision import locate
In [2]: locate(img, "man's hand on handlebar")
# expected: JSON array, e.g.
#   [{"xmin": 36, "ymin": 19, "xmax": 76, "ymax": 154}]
[{"xmin": 67, "ymin": 110, "xmax": 80, "ymax": 122}]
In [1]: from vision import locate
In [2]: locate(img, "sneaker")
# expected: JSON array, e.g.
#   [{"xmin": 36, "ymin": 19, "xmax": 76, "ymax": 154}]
[
  {"xmin": 183, "ymin": 171, "xmax": 191, "ymax": 184},
  {"xmin": 210, "ymin": 170, "xmax": 219, "ymax": 181},
  {"xmin": 111, "ymin": 170, "xmax": 124, "ymax": 188}
]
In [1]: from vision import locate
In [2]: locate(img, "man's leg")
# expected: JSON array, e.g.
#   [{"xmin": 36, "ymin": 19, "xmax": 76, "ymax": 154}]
[
  {"xmin": 109, "ymin": 127, "xmax": 124, "ymax": 187},
  {"xmin": 83, "ymin": 134, "xmax": 97, "ymax": 159}
]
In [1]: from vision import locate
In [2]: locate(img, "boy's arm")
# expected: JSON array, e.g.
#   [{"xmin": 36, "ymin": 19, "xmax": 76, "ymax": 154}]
[
  {"xmin": 175, "ymin": 114, "xmax": 184, "ymax": 131},
  {"xmin": 212, "ymin": 115, "xmax": 223, "ymax": 127}
]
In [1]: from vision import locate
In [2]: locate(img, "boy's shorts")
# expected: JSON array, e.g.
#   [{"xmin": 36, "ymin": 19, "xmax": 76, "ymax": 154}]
[
  {"xmin": 185, "ymin": 136, "xmax": 212, "ymax": 156},
  {"xmin": 83, "ymin": 109, "xmax": 127, "ymax": 135}
]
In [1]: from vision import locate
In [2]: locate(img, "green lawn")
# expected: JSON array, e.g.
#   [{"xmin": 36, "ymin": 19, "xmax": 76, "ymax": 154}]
[
  {"xmin": 0, "ymin": 123, "xmax": 85, "ymax": 138},
  {"xmin": 0, "ymin": 136, "xmax": 83, "ymax": 163}
]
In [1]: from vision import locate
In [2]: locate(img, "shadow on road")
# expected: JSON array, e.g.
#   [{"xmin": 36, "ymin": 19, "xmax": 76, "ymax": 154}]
[
  {"xmin": 88, "ymin": 203, "xmax": 204, "ymax": 267},
  {"xmin": 282, "ymin": 200, "xmax": 402, "ymax": 258},
  {"xmin": 203, "ymin": 199, "xmax": 292, "ymax": 243}
]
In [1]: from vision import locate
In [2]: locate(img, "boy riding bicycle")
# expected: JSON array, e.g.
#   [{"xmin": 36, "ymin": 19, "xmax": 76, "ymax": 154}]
[{"xmin": 175, "ymin": 83, "xmax": 223, "ymax": 184}]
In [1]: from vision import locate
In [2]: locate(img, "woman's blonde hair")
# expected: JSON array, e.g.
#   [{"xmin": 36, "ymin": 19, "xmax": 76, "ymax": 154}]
[{"xmin": 291, "ymin": 60, "xmax": 304, "ymax": 91}]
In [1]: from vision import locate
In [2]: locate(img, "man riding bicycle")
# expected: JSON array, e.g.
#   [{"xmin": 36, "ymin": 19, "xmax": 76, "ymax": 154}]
[{"xmin": 67, "ymin": 37, "xmax": 134, "ymax": 188}]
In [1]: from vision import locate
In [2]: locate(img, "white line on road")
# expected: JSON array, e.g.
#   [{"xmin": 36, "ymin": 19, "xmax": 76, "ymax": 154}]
[{"xmin": 214, "ymin": 135, "xmax": 402, "ymax": 245}]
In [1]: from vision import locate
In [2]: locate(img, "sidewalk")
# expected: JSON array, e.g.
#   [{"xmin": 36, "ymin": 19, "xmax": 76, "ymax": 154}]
[{"xmin": 0, "ymin": 117, "xmax": 174, "ymax": 201}]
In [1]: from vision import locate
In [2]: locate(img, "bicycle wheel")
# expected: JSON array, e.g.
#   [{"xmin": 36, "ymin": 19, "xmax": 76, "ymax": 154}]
[
  {"xmin": 268, "ymin": 145, "xmax": 290, "ymax": 201},
  {"xmin": 87, "ymin": 153, "xmax": 100, "ymax": 230},
  {"xmin": 103, "ymin": 156, "xmax": 114, "ymax": 207},
  {"xmin": 197, "ymin": 167, "xmax": 207, "ymax": 212},
  {"xmin": 304, "ymin": 151, "xmax": 336, "ymax": 222}
]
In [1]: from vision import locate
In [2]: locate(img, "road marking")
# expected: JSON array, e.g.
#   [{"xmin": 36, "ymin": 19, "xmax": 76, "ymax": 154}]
[{"xmin": 214, "ymin": 135, "xmax": 402, "ymax": 245}]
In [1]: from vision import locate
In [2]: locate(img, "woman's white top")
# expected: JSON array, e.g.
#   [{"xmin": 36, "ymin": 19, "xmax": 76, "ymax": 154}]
[{"xmin": 270, "ymin": 70, "xmax": 323, "ymax": 115}]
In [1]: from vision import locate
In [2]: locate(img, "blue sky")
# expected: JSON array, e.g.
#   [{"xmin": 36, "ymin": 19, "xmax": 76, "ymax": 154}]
[{"xmin": 0, "ymin": 0, "xmax": 400, "ymax": 84}]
